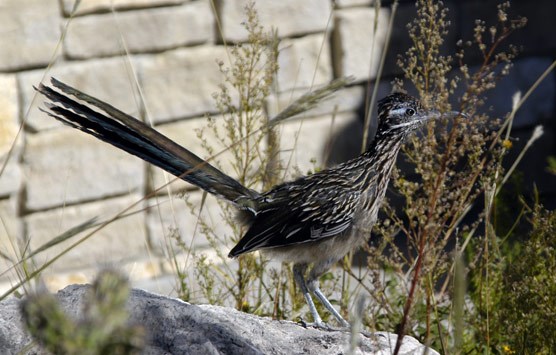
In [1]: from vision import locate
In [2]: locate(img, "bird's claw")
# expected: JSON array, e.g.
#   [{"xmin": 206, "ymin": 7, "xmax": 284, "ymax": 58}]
[
  {"xmin": 299, "ymin": 318, "xmax": 347, "ymax": 331},
  {"xmin": 300, "ymin": 319, "xmax": 332, "ymax": 330}
]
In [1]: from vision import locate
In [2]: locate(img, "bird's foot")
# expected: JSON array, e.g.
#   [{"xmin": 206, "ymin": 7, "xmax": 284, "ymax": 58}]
[
  {"xmin": 299, "ymin": 318, "xmax": 349, "ymax": 331},
  {"xmin": 299, "ymin": 318, "xmax": 333, "ymax": 330},
  {"xmin": 338, "ymin": 319, "xmax": 351, "ymax": 329}
]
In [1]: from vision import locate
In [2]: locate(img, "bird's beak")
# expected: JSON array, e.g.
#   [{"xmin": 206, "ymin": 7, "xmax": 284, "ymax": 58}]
[
  {"xmin": 444, "ymin": 111, "xmax": 468, "ymax": 119},
  {"xmin": 415, "ymin": 109, "xmax": 441, "ymax": 124},
  {"xmin": 422, "ymin": 110, "xmax": 467, "ymax": 123}
]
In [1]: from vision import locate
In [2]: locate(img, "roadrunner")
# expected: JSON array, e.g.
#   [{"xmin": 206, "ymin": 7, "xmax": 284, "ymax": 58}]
[{"xmin": 37, "ymin": 78, "xmax": 453, "ymax": 329}]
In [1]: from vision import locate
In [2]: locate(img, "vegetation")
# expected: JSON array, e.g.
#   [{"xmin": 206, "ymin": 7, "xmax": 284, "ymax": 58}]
[
  {"xmin": 20, "ymin": 270, "xmax": 144, "ymax": 354},
  {"xmin": 4, "ymin": 1, "xmax": 555, "ymax": 354},
  {"xmin": 171, "ymin": 3, "xmax": 282, "ymax": 311}
]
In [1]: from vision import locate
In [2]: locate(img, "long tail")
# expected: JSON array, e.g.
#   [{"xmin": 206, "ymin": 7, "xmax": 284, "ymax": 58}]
[{"xmin": 36, "ymin": 78, "xmax": 260, "ymax": 206}]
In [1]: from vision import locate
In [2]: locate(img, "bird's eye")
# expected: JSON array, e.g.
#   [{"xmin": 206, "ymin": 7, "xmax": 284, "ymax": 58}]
[{"xmin": 405, "ymin": 108, "xmax": 416, "ymax": 116}]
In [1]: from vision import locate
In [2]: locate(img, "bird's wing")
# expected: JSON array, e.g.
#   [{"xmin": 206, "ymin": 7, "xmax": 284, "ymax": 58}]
[{"xmin": 228, "ymin": 182, "xmax": 362, "ymax": 257}]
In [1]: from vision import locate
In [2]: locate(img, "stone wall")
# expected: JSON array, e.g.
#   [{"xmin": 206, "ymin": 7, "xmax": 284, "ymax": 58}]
[{"xmin": 0, "ymin": 0, "xmax": 554, "ymax": 295}]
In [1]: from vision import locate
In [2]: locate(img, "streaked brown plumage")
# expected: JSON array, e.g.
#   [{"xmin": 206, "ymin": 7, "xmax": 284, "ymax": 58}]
[{"xmin": 37, "ymin": 78, "xmax": 447, "ymax": 329}]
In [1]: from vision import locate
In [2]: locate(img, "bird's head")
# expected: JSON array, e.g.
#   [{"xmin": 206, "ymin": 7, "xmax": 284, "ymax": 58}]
[{"xmin": 376, "ymin": 93, "xmax": 463, "ymax": 135}]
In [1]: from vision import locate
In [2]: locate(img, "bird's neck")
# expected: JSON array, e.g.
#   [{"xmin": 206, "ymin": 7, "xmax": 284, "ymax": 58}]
[
  {"xmin": 355, "ymin": 129, "xmax": 405, "ymax": 187},
  {"xmin": 336, "ymin": 129, "xmax": 405, "ymax": 194},
  {"xmin": 364, "ymin": 129, "xmax": 405, "ymax": 165}
]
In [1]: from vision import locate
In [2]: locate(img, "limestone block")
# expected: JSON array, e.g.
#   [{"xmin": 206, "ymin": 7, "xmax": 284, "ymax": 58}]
[
  {"xmin": 333, "ymin": 7, "xmax": 390, "ymax": 82},
  {"xmin": 278, "ymin": 112, "xmax": 357, "ymax": 176},
  {"xmin": 137, "ymin": 46, "xmax": 235, "ymax": 123},
  {"xmin": 1, "ymin": 257, "xmax": 170, "ymax": 294},
  {"xmin": 23, "ymin": 195, "xmax": 148, "ymax": 272},
  {"xmin": 39, "ymin": 257, "xmax": 168, "ymax": 293},
  {"xmin": 146, "ymin": 190, "xmax": 235, "ymax": 255},
  {"xmin": 267, "ymin": 85, "xmax": 365, "ymax": 119},
  {"xmin": 336, "ymin": 0, "xmax": 374, "ymax": 7},
  {"xmin": 60, "ymin": 0, "xmax": 185, "ymax": 16},
  {"xmin": 0, "ymin": 0, "xmax": 61, "ymax": 71},
  {"xmin": 0, "ymin": 75, "xmax": 19, "ymax": 151},
  {"xmin": 0, "ymin": 156, "xmax": 21, "ymax": 200},
  {"xmin": 0, "ymin": 74, "xmax": 21, "ymax": 197},
  {"xmin": 333, "ymin": 3, "xmax": 448, "ymax": 80},
  {"xmin": 148, "ymin": 115, "xmax": 249, "ymax": 193},
  {"xmin": 19, "ymin": 57, "xmax": 142, "ymax": 132},
  {"xmin": 65, "ymin": 1, "xmax": 214, "ymax": 59},
  {"xmin": 0, "ymin": 197, "xmax": 21, "ymax": 287},
  {"xmin": 219, "ymin": 0, "xmax": 332, "ymax": 42},
  {"xmin": 23, "ymin": 127, "xmax": 145, "ymax": 211},
  {"xmin": 276, "ymin": 34, "xmax": 334, "ymax": 92}
]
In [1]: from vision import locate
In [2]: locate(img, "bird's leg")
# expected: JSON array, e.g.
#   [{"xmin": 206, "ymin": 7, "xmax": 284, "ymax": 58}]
[
  {"xmin": 306, "ymin": 260, "xmax": 350, "ymax": 329},
  {"xmin": 312, "ymin": 288, "xmax": 350, "ymax": 328},
  {"xmin": 293, "ymin": 263, "xmax": 329, "ymax": 330}
]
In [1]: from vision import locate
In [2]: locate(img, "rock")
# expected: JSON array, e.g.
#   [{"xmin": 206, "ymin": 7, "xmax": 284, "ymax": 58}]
[
  {"xmin": 136, "ymin": 46, "xmax": 234, "ymax": 124},
  {"xmin": 19, "ymin": 59, "xmax": 142, "ymax": 132},
  {"xmin": 278, "ymin": 112, "xmax": 359, "ymax": 176},
  {"xmin": 0, "ymin": 284, "xmax": 439, "ymax": 354},
  {"xmin": 23, "ymin": 127, "xmax": 145, "ymax": 211},
  {"xmin": 0, "ymin": 69, "xmax": 22, "ymax": 199},
  {"xmin": 23, "ymin": 195, "xmax": 148, "ymax": 272},
  {"xmin": 64, "ymin": 2, "xmax": 214, "ymax": 59},
  {"xmin": 276, "ymin": 34, "xmax": 333, "ymax": 92},
  {"xmin": 332, "ymin": 7, "xmax": 390, "ymax": 82},
  {"xmin": 0, "ymin": 0, "xmax": 61, "ymax": 71},
  {"xmin": 146, "ymin": 191, "xmax": 232, "ymax": 254},
  {"xmin": 59, "ymin": 0, "xmax": 184, "ymax": 16},
  {"xmin": 219, "ymin": 0, "xmax": 332, "ymax": 42}
]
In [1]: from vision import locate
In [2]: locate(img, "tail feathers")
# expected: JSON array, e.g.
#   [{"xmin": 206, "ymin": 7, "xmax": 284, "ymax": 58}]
[{"xmin": 36, "ymin": 78, "xmax": 259, "ymax": 205}]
